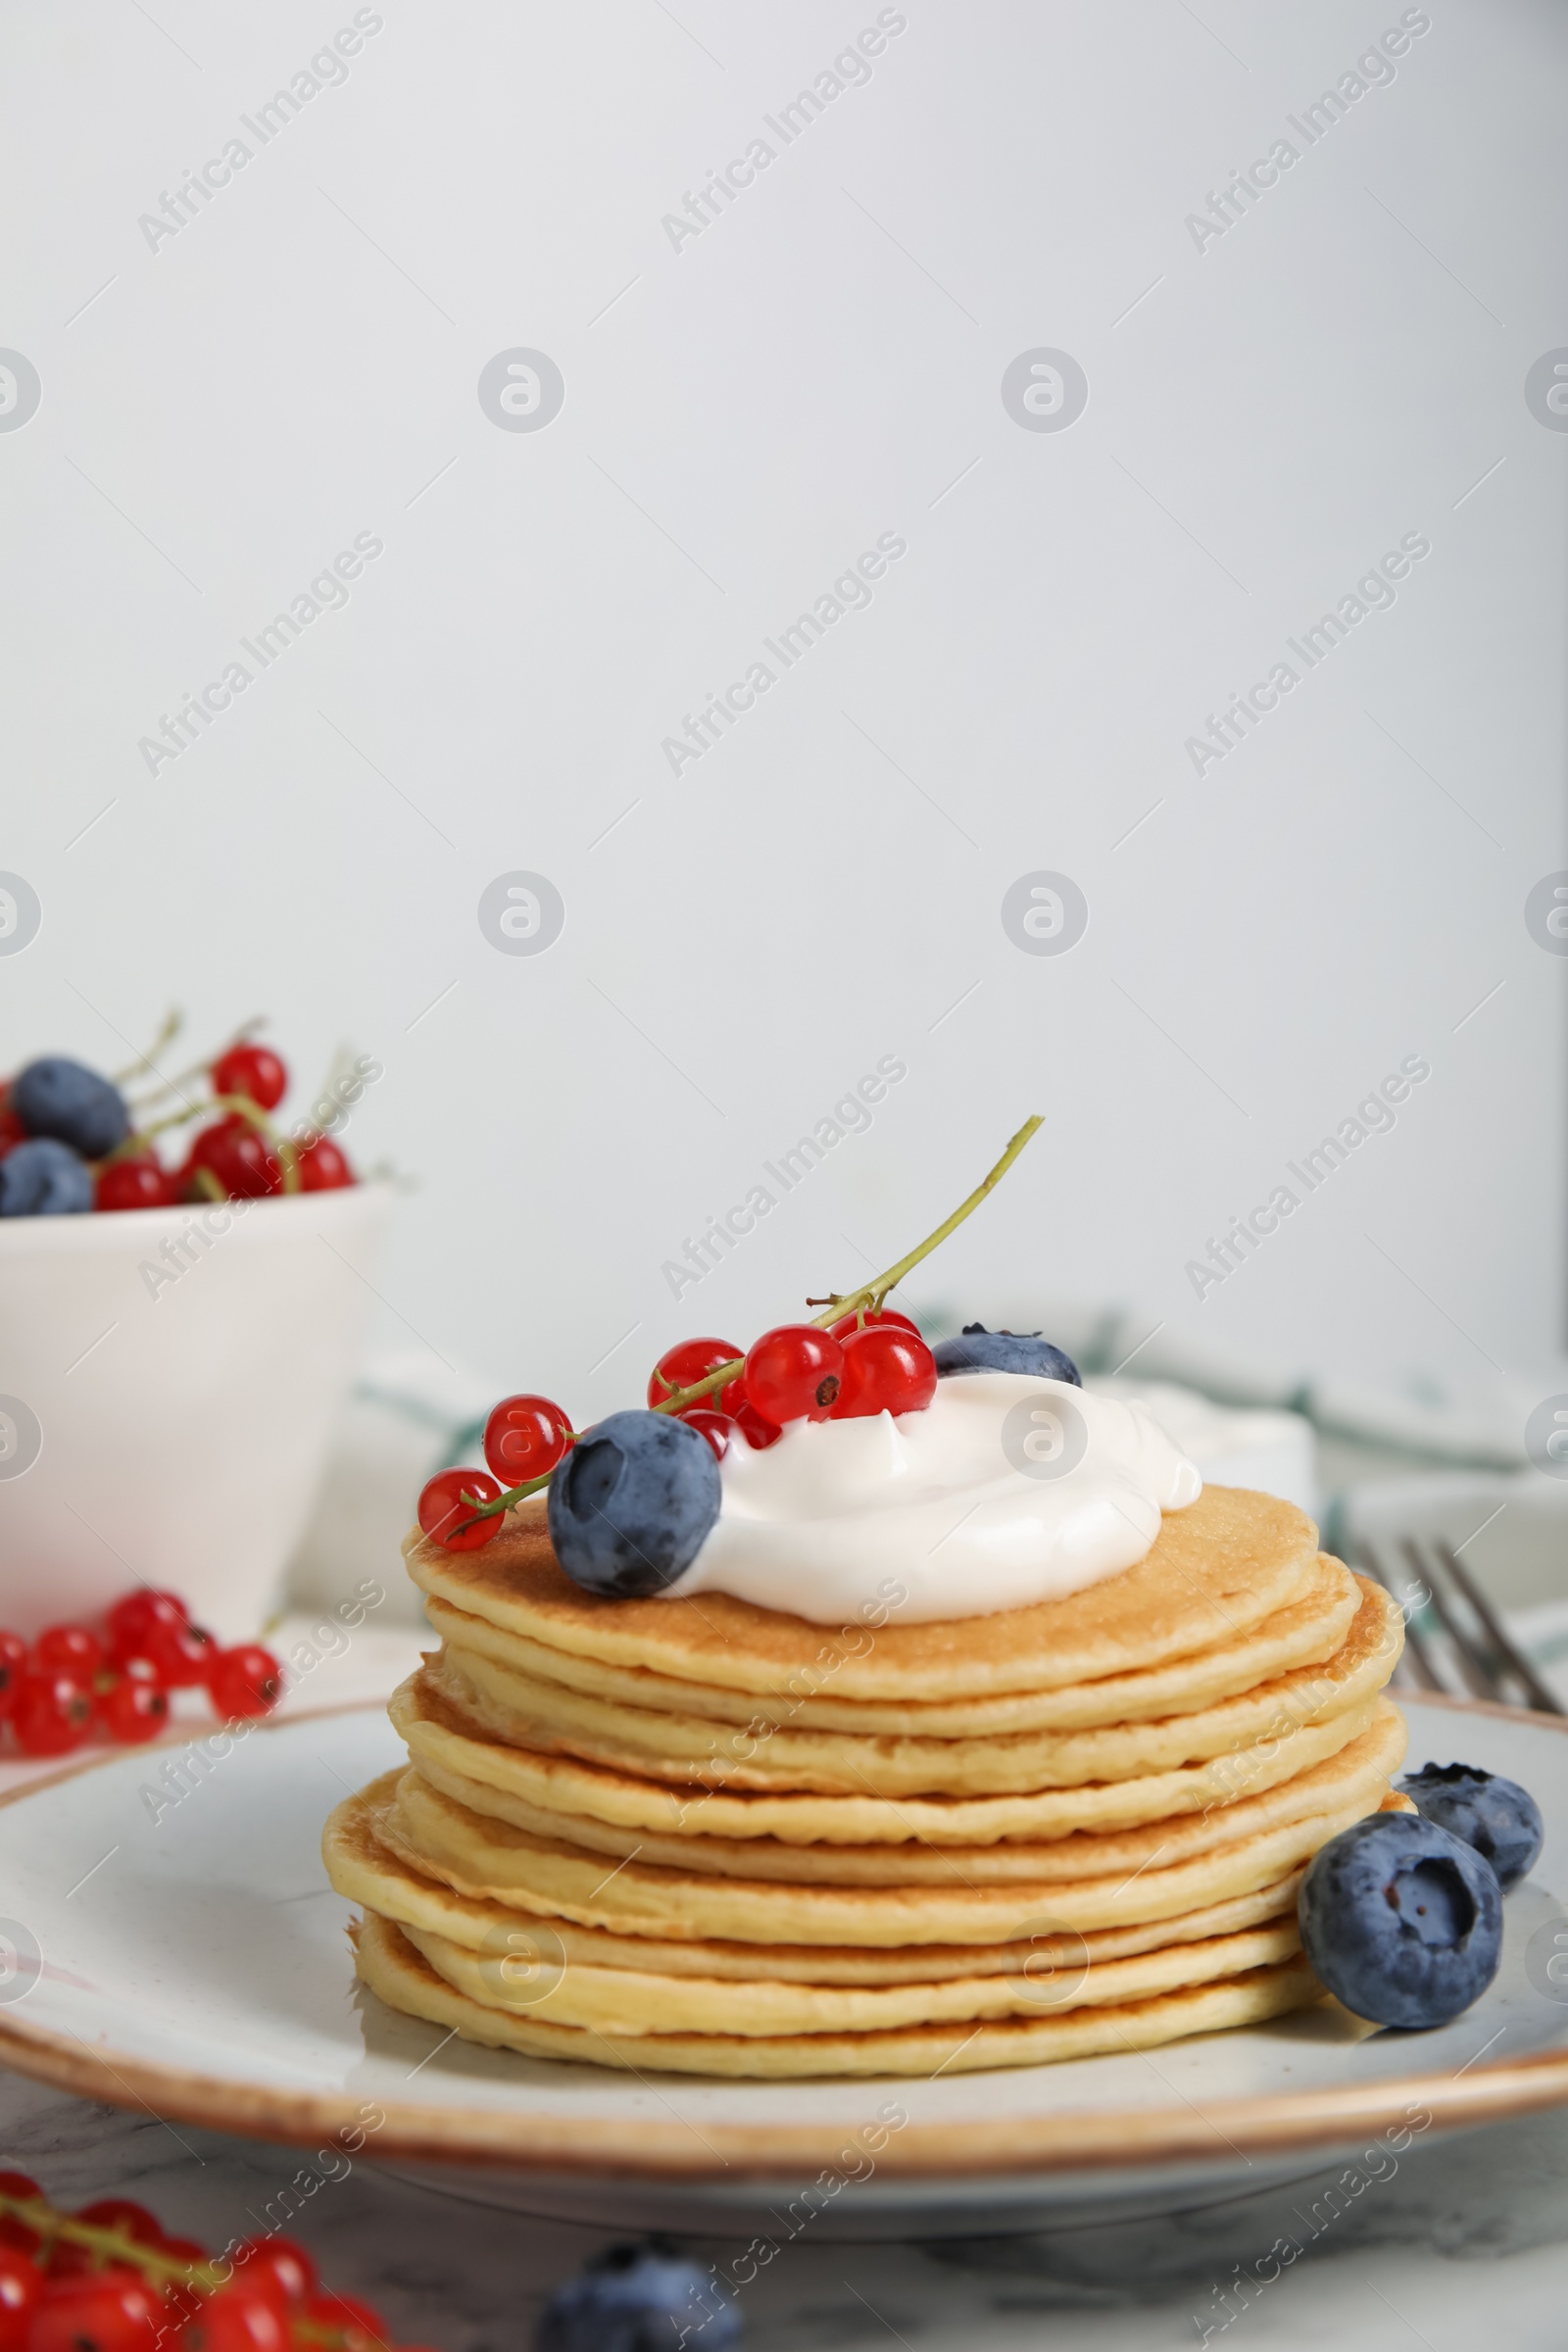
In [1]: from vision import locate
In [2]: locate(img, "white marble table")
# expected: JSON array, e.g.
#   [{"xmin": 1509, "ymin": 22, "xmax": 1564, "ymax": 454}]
[{"xmin": 5, "ymin": 2060, "xmax": 1568, "ymax": 2350}]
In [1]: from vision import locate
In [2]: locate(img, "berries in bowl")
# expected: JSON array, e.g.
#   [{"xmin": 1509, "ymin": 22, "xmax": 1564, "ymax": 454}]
[{"xmin": 0, "ymin": 1018, "xmax": 391, "ymax": 1642}]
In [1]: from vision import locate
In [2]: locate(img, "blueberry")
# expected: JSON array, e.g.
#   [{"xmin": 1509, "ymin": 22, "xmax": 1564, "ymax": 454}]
[
  {"xmin": 536, "ymin": 2242, "xmax": 741, "ymax": 2351},
  {"xmin": 933, "ymin": 1322, "xmax": 1081, "ymax": 1385},
  {"xmin": 12, "ymin": 1056, "xmax": 129, "ymax": 1159},
  {"xmin": 0, "ymin": 1137, "xmax": 93, "ymax": 1216},
  {"xmin": 1298, "ymin": 1811, "xmax": 1502, "ymax": 2029},
  {"xmin": 547, "ymin": 1410, "xmax": 721, "ymax": 1598},
  {"xmin": 1399, "ymin": 1761, "xmax": 1544, "ymax": 1890}
]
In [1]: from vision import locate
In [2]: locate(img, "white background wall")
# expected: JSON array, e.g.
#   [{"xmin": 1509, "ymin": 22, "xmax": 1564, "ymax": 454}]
[{"xmin": 2, "ymin": 0, "xmax": 1564, "ymax": 1429}]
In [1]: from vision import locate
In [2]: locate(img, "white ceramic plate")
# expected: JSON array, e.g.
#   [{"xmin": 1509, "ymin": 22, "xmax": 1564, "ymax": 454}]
[{"xmin": 0, "ymin": 1696, "xmax": 1565, "ymax": 2237}]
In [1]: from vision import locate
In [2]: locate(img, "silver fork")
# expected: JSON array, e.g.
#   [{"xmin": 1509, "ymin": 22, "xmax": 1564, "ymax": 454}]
[{"xmin": 1357, "ymin": 1533, "xmax": 1563, "ymax": 1715}]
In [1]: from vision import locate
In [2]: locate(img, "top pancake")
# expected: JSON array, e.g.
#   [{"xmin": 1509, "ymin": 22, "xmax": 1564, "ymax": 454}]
[{"xmin": 404, "ymin": 1485, "xmax": 1320, "ymax": 1703}]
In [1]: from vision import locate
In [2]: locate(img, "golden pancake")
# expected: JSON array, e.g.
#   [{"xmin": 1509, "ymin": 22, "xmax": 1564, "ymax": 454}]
[
  {"xmin": 323, "ymin": 1775, "xmax": 1305, "ymax": 1982},
  {"xmin": 401, "ymin": 1911, "xmax": 1302, "ymax": 2036},
  {"xmin": 369, "ymin": 1705, "xmax": 1405, "ymax": 1946},
  {"xmin": 389, "ymin": 1669, "xmax": 1381, "ymax": 1845},
  {"xmin": 417, "ymin": 1550, "xmax": 1360, "ymax": 1737},
  {"xmin": 403, "ymin": 1485, "xmax": 1321, "ymax": 1702},
  {"xmin": 399, "ymin": 1701, "xmax": 1407, "ymax": 1888},
  {"xmin": 427, "ymin": 1578, "xmax": 1400, "ymax": 1796},
  {"xmin": 353, "ymin": 1911, "xmax": 1324, "ymax": 2078}
]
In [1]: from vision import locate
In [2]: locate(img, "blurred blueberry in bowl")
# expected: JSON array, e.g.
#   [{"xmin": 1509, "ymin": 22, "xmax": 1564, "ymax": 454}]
[
  {"xmin": 12, "ymin": 1055, "xmax": 129, "ymax": 1158},
  {"xmin": 0, "ymin": 1138, "xmax": 93, "ymax": 1217}
]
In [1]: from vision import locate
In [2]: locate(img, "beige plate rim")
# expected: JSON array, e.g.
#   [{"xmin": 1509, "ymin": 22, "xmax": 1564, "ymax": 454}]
[{"xmin": 0, "ymin": 1692, "xmax": 1564, "ymax": 2183}]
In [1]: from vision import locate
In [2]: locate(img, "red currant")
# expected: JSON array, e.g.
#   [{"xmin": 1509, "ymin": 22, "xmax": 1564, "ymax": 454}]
[
  {"xmin": 726, "ymin": 1397, "xmax": 784, "ymax": 1451},
  {"xmin": 211, "ymin": 1043, "xmax": 287, "ymax": 1112},
  {"xmin": 98, "ymin": 1677, "xmax": 170, "ymax": 1743},
  {"xmin": 184, "ymin": 2284, "xmax": 288, "ymax": 2352},
  {"xmin": 648, "ymin": 1339, "xmax": 743, "ymax": 1413},
  {"xmin": 109, "ymin": 1589, "xmax": 187, "ymax": 1646},
  {"xmin": 827, "ymin": 1306, "xmax": 921, "ymax": 1342},
  {"xmin": 482, "ymin": 1395, "xmax": 572, "ymax": 1486},
  {"xmin": 34, "ymin": 1625, "xmax": 102, "ymax": 1678},
  {"xmin": 677, "ymin": 1408, "xmax": 736, "ymax": 1460},
  {"xmin": 0, "ymin": 2244, "xmax": 40, "ymax": 2352},
  {"xmin": 95, "ymin": 1158, "xmax": 176, "ymax": 1212},
  {"xmin": 142, "ymin": 1617, "xmax": 218, "ymax": 1689},
  {"xmin": 743, "ymin": 1325, "xmax": 844, "ymax": 1424},
  {"xmin": 417, "ymin": 1468, "xmax": 505, "ymax": 1550},
  {"xmin": 296, "ymin": 1135, "xmax": 355, "ymax": 1191},
  {"xmin": 0, "ymin": 1634, "xmax": 24, "ymax": 1720},
  {"xmin": 186, "ymin": 1116, "xmax": 280, "ymax": 1202},
  {"xmin": 63, "ymin": 2200, "xmax": 165, "ymax": 2261},
  {"xmin": 14, "ymin": 1673, "xmax": 94, "ymax": 1756},
  {"xmin": 0, "ymin": 2172, "xmax": 42, "ymax": 2257},
  {"xmin": 302, "ymin": 2292, "xmax": 385, "ymax": 2350},
  {"xmin": 227, "ymin": 2236, "xmax": 316, "ymax": 2306},
  {"xmin": 153, "ymin": 2238, "xmax": 209, "ymax": 2329},
  {"xmin": 833, "ymin": 1325, "xmax": 939, "ymax": 1419},
  {"xmin": 29, "ymin": 2271, "xmax": 164, "ymax": 2352},
  {"xmin": 207, "ymin": 1644, "xmax": 283, "ymax": 1721},
  {"xmin": 0, "ymin": 1102, "xmax": 24, "ymax": 1161}
]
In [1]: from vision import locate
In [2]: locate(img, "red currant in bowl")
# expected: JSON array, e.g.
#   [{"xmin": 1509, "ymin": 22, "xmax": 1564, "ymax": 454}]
[
  {"xmin": 211, "ymin": 1043, "xmax": 287, "ymax": 1112},
  {"xmin": 296, "ymin": 1134, "xmax": 355, "ymax": 1191},
  {"xmin": 95, "ymin": 1157, "xmax": 175, "ymax": 1212},
  {"xmin": 186, "ymin": 1115, "xmax": 280, "ymax": 1201},
  {"xmin": 143, "ymin": 1616, "xmax": 218, "ymax": 1688},
  {"xmin": 832, "ymin": 1323, "xmax": 939, "ymax": 1419},
  {"xmin": 417, "ymin": 1467, "xmax": 505, "ymax": 1549},
  {"xmin": 743, "ymin": 1325, "xmax": 844, "ymax": 1424},
  {"xmin": 483, "ymin": 1394, "xmax": 573, "ymax": 1485}
]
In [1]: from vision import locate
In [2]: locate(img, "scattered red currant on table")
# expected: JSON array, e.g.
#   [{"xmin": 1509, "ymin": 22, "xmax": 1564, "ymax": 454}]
[
  {"xmin": 0, "ymin": 2179, "xmax": 437, "ymax": 2352},
  {"xmin": 0, "ymin": 1588, "xmax": 282, "ymax": 1756}
]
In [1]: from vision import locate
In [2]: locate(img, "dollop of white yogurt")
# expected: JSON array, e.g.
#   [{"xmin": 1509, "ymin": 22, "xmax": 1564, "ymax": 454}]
[{"xmin": 667, "ymin": 1371, "xmax": 1202, "ymax": 1625}]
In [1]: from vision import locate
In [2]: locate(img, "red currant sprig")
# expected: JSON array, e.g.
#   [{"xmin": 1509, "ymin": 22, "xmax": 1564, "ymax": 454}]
[
  {"xmin": 421, "ymin": 1116, "xmax": 1043, "ymax": 1544},
  {"xmin": 0, "ymin": 2182, "xmax": 414, "ymax": 2352}
]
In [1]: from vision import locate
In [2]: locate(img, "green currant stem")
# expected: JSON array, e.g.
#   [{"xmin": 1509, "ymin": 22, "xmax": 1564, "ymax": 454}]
[
  {"xmin": 0, "ymin": 2194, "xmax": 382, "ymax": 2348},
  {"xmin": 453, "ymin": 1116, "xmax": 1043, "ymax": 1531}
]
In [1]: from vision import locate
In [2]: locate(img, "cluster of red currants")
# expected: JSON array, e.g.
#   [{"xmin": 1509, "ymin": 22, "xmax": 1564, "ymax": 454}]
[
  {"xmin": 0, "ymin": 1591, "xmax": 282, "ymax": 1757},
  {"xmin": 98, "ymin": 1046, "xmax": 355, "ymax": 1212},
  {"xmin": 0, "ymin": 2177, "xmax": 427, "ymax": 2352},
  {"xmin": 416, "ymin": 1308, "xmax": 937, "ymax": 1551}
]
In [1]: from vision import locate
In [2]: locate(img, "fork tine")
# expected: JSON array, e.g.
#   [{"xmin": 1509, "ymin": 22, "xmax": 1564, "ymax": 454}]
[
  {"xmin": 1357, "ymin": 1540, "xmax": 1446, "ymax": 1693},
  {"xmin": 1433, "ymin": 1540, "xmax": 1564, "ymax": 1716},
  {"xmin": 1401, "ymin": 1539, "xmax": 1503, "ymax": 1702}
]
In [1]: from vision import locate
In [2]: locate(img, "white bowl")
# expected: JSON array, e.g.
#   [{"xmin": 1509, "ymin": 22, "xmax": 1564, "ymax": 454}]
[{"xmin": 0, "ymin": 1182, "xmax": 393, "ymax": 1642}]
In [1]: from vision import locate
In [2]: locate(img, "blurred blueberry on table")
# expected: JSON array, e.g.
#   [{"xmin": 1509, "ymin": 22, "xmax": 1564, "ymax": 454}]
[
  {"xmin": 1298, "ymin": 1810, "xmax": 1502, "ymax": 2029},
  {"xmin": 12, "ymin": 1055, "xmax": 129, "ymax": 1158},
  {"xmin": 934, "ymin": 1323, "xmax": 1081, "ymax": 1385},
  {"xmin": 0, "ymin": 1136, "xmax": 93, "ymax": 1215},
  {"xmin": 536, "ymin": 2241, "xmax": 741, "ymax": 2350},
  {"xmin": 548, "ymin": 1410, "xmax": 721, "ymax": 1597},
  {"xmin": 1399, "ymin": 1761, "xmax": 1544, "ymax": 1889}
]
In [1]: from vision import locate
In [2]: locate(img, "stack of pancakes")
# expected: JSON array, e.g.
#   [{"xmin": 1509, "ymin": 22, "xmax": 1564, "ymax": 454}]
[{"xmin": 325, "ymin": 1485, "xmax": 1407, "ymax": 2078}]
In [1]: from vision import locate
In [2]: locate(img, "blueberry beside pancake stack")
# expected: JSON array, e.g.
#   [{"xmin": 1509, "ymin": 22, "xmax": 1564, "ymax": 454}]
[{"xmin": 325, "ymin": 1480, "xmax": 1407, "ymax": 2078}]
